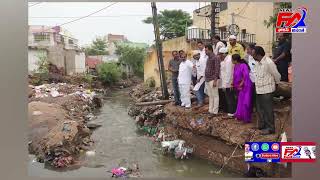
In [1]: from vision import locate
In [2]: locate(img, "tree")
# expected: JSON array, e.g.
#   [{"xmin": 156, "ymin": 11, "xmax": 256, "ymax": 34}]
[
  {"xmin": 143, "ymin": 9, "xmax": 192, "ymax": 40},
  {"xmin": 116, "ymin": 44, "xmax": 146, "ymax": 77},
  {"xmin": 263, "ymin": 2, "xmax": 292, "ymax": 28},
  {"xmin": 85, "ymin": 37, "xmax": 109, "ymax": 56},
  {"xmin": 97, "ymin": 62, "xmax": 121, "ymax": 85}
]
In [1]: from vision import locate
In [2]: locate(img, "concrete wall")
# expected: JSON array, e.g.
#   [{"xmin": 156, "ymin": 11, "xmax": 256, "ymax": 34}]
[
  {"xmin": 144, "ymin": 37, "xmax": 199, "ymax": 87},
  {"xmin": 193, "ymin": 2, "xmax": 274, "ymax": 56},
  {"xmin": 28, "ymin": 49, "xmax": 48, "ymax": 73},
  {"xmin": 74, "ymin": 52, "xmax": 86, "ymax": 73},
  {"xmin": 65, "ymin": 50, "xmax": 76, "ymax": 75},
  {"xmin": 47, "ymin": 44, "xmax": 65, "ymax": 69}
]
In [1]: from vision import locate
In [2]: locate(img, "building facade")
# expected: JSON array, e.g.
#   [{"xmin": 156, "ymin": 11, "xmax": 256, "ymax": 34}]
[
  {"xmin": 192, "ymin": 2, "xmax": 274, "ymax": 56},
  {"xmin": 28, "ymin": 25, "xmax": 86, "ymax": 75}
]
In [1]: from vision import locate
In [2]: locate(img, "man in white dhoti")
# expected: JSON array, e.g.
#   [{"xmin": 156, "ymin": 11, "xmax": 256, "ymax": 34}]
[{"xmin": 178, "ymin": 51, "xmax": 194, "ymax": 108}]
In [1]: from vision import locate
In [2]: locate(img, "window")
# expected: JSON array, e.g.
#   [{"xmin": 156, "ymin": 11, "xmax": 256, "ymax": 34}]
[
  {"xmin": 220, "ymin": 2, "xmax": 228, "ymax": 11},
  {"xmin": 34, "ymin": 33, "xmax": 50, "ymax": 42},
  {"xmin": 68, "ymin": 39, "xmax": 74, "ymax": 45}
]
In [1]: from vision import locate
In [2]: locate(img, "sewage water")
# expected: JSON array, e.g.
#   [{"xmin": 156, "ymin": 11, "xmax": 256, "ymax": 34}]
[{"xmin": 28, "ymin": 89, "xmax": 241, "ymax": 178}]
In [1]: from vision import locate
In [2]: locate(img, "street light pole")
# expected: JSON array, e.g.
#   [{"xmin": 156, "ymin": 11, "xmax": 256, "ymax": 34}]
[{"xmin": 151, "ymin": 2, "xmax": 169, "ymax": 99}]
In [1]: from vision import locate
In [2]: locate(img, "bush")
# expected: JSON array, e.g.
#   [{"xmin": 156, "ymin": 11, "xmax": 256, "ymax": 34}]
[
  {"xmin": 31, "ymin": 52, "xmax": 49, "ymax": 85},
  {"xmin": 97, "ymin": 62, "xmax": 121, "ymax": 85},
  {"xmin": 84, "ymin": 73, "xmax": 94, "ymax": 88},
  {"xmin": 145, "ymin": 77, "xmax": 156, "ymax": 88}
]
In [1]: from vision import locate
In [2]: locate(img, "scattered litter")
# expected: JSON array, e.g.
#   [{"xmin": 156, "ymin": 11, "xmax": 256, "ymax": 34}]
[
  {"xmin": 32, "ymin": 111, "xmax": 43, "ymax": 116},
  {"xmin": 50, "ymin": 89, "xmax": 61, "ymax": 97},
  {"xmin": 52, "ymin": 156, "xmax": 73, "ymax": 168}
]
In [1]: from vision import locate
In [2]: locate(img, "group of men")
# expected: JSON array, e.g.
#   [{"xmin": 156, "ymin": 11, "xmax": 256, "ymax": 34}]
[{"xmin": 168, "ymin": 33, "xmax": 291, "ymax": 135}]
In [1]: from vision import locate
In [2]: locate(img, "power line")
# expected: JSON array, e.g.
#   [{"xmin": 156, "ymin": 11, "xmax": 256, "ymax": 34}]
[
  {"xmin": 58, "ymin": 2, "xmax": 118, "ymax": 27},
  {"xmin": 29, "ymin": 14, "xmax": 150, "ymax": 19},
  {"xmin": 29, "ymin": 2, "xmax": 43, "ymax": 7},
  {"xmin": 37, "ymin": 2, "xmax": 118, "ymax": 32}
]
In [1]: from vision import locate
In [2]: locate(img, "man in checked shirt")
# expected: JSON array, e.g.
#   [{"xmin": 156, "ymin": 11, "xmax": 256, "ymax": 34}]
[{"xmin": 204, "ymin": 44, "xmax": 221, "ymax": 116}]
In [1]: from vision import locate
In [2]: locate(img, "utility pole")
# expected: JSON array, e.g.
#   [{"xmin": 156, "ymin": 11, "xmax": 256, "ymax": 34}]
[
  {"xmin": 210, "ymin": 2, "xmax": 218, "ymax": 39},
  {"xmin": 151, "ymin": 2, "xmax": 169, "ymax": 99}
]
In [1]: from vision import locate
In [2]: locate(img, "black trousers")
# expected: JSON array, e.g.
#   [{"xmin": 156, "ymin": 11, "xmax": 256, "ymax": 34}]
[
  {"xmin": 219, "ymin": 89, "xmax": 228, "ymax": 112},
  {"xmin": 256, "ymin": 92, "xmax": 275, "ymax": 132},
  {"xmin": 252, "ymin": 84, "xmax": 256, "ymax": 109},
  {"xmin": 224, "ymin": 88, "xmax": 237, "ymax": 114},
  {"xmin": 276, "ymin": 60, "xmax": 289, "ymax": 82}
]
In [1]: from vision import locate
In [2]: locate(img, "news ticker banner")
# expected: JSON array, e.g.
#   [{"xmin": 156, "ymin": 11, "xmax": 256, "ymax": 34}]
[{"xmin": 244, "ymin": 142, "xmax": 316, "ymax": 163}]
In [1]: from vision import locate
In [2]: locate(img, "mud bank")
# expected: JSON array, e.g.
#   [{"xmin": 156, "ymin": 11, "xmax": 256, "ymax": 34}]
[
  {"xmin": 128, "ymin": 82, "xmax": 292, "ymax": 177},
  {"xmin": 28, "ymin": 83, "xmax": 103, "ymax": 168}
]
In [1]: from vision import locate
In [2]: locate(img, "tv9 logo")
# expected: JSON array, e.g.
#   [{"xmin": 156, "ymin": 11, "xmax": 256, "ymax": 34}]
[{"xmin": 276, "ymin": 7, "xmax": 307, "ymax": 33}]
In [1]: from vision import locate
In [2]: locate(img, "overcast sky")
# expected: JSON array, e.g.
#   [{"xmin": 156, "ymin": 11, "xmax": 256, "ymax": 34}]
[{"xmin": 28, "ymin": 2, "xmax": 209, "ymax": 46}]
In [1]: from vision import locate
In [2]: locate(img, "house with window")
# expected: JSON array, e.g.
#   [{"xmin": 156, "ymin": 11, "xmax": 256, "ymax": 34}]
[{"xmin": 28, "ymin": 25, "xmax": 86, "ymax": 75}]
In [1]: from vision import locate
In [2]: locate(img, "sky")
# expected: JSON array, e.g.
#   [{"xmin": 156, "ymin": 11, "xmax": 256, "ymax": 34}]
[{"xmin": 28, "ymin": 2, "xmax": 209, "ymax": 47}]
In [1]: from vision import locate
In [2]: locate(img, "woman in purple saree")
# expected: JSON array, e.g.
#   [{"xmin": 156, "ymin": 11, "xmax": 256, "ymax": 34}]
[{"xmin": 232, "ymin": 54, "xmax": 253, "ymax": 123}]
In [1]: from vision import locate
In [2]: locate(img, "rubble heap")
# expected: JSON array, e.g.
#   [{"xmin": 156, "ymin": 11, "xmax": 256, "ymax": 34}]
[{"xmin": 28, "ymin": 83, "xmax": 102, "ymax": 168}]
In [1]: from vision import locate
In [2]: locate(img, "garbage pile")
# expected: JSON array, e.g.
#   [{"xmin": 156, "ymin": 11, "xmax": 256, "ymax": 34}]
[
  {"xmin": 128, "ymin": 84, "xmax": 168, "ymax": 134},
  {"xmin": 28, "ymin": 82, "xmax": 103, "ymax": 168},
  {"xmin": 161, "ymin": 140, "xmax": 193, "ymax": 160},
  {"xmin": 108, "ymin": 163, "xmax": 141, "ymax": 178}
]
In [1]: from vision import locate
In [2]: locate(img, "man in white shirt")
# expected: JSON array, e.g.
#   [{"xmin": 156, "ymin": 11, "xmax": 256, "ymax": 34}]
[
  {"xmin": 212, "ymin": 35, "xmax": 226, "ymax": 55},
  {"xmin": 218, "ymin": 47, "xmax": 236, "ymax": 117},
  {"xmin": 252, "ymin": 46, "xmax": 281, "ymax": 135},
  {"xmin": 192, "ymin": 50, "xmax": 207, "ymax": 107},
  {"xmin": 178, "ymin": 51, "xmax": 194, "ymax": 108},
  {"xmin": 246, "ymin": 43, "xmax": 257, "ymax": 111}
]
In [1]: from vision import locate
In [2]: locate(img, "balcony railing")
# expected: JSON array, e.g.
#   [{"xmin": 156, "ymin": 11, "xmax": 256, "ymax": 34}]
[{"xmin": 186, "ymin": 28, "xmax": 256, "ymax": 44}]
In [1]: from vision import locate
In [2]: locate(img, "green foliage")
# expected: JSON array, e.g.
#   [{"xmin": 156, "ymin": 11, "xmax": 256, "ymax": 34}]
[
  {"xmin": 35, "ymin": 52, "xmax": 49, "ymax": 74},
  {"xmin": 263, "ymin": 2, "xmax": 292, "ymax": 28},
  {"xmin": 84, "ymin": 73, "xmax": 94, "ymax": 88},
  {"xmin": 116, "ymin": 44, "xmax": 146, "ymax": 77},
  {"xmin": 143, "ymin": 9, "xmax": 192, "ymax": 40},
  {"xmin": 31, "ymin": 52, "xmax": 49, "ymax": 85},
  {"xmin": 85, "ymin": 37, "xmax": 109, "ymax": 56},
  {"xmin": 97, "ymin": 62, "xmax": 121, "ymax": 85},
  {"xmin": 145, "ymin": 77, "xmax": 156, "ymax": 88}
]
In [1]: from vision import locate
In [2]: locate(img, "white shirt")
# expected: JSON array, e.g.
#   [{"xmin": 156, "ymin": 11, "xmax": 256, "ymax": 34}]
[
  {"xmin": 220, "ymin": 55, "xmax": 234, "ymax": 88},
  {"xmin": 178, "ymin": 60, "xmax": 194, "ymax": 85},
  {"xmin": 213, "ymin": 41, "xmax": 226, "ymax": 55},
  {"xmin": 248, "ymin": 55, "xmax": 256, "ymax": 83},
  {"xmin": 254, "ymin": 56, "xmax": 281, "ymax": 94},
  {"xmin": 198, "ymin": 48, "xmax": 207, "ymax": 60},
  {"xmin": 195, "ymin": 57, "xmax": 207, "ymax": 80}
]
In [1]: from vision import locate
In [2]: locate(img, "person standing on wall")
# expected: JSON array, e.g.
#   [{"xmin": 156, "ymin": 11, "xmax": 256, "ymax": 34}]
[
  {"xmin": 227, "ymin": 35, "xmax": 245, "ymax": 59},
  {"xmin": 212, "ymin": 35, "xmax": 226, "ymax": 55},
  {"xmin": 168, "ymin": 50, "xmax": 182, "ymax": 106},
  {"xmin": 252, "ymin": 46, "xmax": 281, "ymax": 135},
  {"xmin": 218, "ymin": 47, "xmax": 236, "ymax": 117},
  {"xmin": 273, "ymin": 33, "xmax": 291, "ymax": 82},
  {"xmin": 204, "ymin": 44, "xmax": 221, "ymax": 116},
  {"xmin": 178, "ymin": 51, "xmax": 194, "ymax": 108}
]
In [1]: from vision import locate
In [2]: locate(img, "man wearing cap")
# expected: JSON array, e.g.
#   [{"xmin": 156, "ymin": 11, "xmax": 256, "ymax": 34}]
[
  {"xmin": 193, "ymin": 50, "xmax": 207, "ymax": 107},
  {"xmin": 228, "ymin": 35, "xmax": 245, "ymax": 59},
  {"xmin": 218, "ymin": 47, "xmax": 237, "ymax": 117}
]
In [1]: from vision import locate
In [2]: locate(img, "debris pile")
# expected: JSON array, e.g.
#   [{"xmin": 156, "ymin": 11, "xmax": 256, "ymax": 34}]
[{"xmin": 28, "ymin": 82, "xmax": 103, "ymax": 168}]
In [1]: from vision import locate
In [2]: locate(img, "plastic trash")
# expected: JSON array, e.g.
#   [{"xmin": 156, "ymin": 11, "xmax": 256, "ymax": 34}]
[
  {"xmin": 51, "ymin": 89, "xmax": 60, "ymax": 97},
  {"xmin": 32, "ymin": 111, "xmax": 43, "ymax": 116}
]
